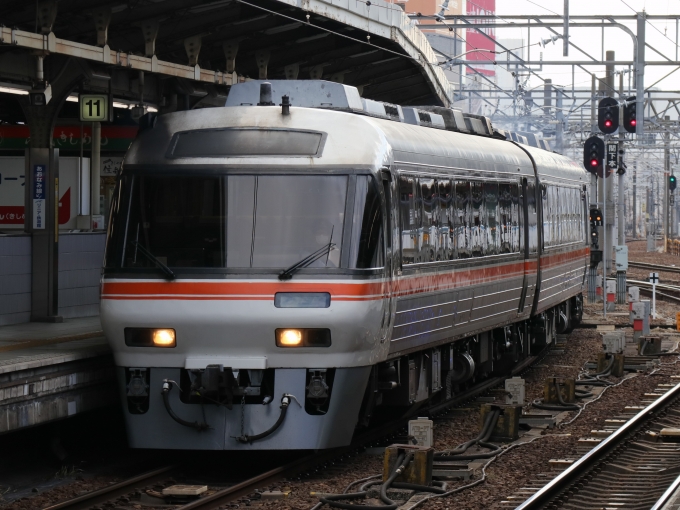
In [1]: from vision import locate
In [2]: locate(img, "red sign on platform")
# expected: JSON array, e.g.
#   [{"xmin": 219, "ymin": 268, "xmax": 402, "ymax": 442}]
[
  {"xmin": 0, "ymin": 206, "xmax": 25, "ymax": 224},
  {"xmin": 466, "ymin": 0, "xmax": 496, "ymax": 76}
]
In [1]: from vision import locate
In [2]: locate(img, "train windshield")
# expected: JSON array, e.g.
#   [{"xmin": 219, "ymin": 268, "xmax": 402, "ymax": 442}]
[{"xmin": 110, "ymin": 174, "xmax": 349, "ymax": 270}]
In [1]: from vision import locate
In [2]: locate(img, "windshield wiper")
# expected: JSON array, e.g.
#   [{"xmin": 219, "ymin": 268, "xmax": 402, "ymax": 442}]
[
  {"xmin": 279, "ymin": 242, "xmax": 336, "ymax": 281},
  {"xmin": 131, "ymin": 241, "xmax": 176, "ymax": 280}
]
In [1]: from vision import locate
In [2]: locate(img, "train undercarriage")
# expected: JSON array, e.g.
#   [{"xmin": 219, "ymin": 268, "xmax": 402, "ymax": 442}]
[{"xmin": 355, "ymin": 295, "xmax": 583, "ymax": 428}]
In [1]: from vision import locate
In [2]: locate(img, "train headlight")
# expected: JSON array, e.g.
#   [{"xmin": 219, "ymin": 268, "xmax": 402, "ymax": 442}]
[
  {"xmin": 124, "ymin": 328, "xmax": 176, "ymax": 348},
  {"xmin": 152, "ymin": 329, "xmax": 176, "ymax": 347},
  {"xmin": 277, "ymin": 329, "xmax": 303, "ymax": 347},
  {"xmin": 275, "ymin": 328, "xmax": 331, "ymax": 348}
]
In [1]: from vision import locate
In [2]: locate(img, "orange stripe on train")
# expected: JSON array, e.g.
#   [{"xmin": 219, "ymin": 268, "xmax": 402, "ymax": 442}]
[{"xmin": 101, "ymin": 247, "xmax": 588, "ymax": 301}]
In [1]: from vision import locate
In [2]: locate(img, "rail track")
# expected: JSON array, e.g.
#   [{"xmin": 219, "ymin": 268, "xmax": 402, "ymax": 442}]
[
  {"xmin": 42, "ymin": 346, "xmax": 546, "ymax": 510},
  {"xmin": 627, "ymin": 278, "xmax": 680, "ymax": 303},
  {"xmin": 628, "ymin": 261, "xmax": 680, "ymax": 275},
  {"xmin": 515, "ymin": 379, "xmax": 680, "ymax": 510}
]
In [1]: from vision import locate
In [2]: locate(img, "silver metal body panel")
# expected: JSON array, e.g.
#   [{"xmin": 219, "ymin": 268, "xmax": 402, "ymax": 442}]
[
  {"xmin": 101, "ymin": 280, "xmax": 388, "ymax": 369},
  {"xmin": 119, "ymin": 366, "xmax": 371, "ymax": 450},
  {"xmin": 106, "ymin": 105, "xmax": 588, "ymax": 449}
]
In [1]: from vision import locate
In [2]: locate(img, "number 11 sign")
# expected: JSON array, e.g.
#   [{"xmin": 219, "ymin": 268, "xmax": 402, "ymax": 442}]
[{"xmin": 79, "ymin": 94, "xmax": 109, "ymax": 122}]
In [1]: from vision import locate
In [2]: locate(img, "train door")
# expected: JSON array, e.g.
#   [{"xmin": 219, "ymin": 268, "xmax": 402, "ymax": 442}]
[
  {"xmin": 380, "ymin": 169, "xmax": 396, "ymax": 342},
  {"xmin": 518, "ymin": 177, "xmax": 539, "ymax": 315}
]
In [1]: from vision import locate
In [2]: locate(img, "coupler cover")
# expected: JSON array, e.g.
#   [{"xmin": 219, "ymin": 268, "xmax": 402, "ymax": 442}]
[{"xmin": 383, "ymin": 444, "xmax": 434, "ymax": 485}]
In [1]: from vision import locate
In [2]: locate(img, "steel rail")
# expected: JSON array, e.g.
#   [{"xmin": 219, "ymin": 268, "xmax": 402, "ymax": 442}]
[
  {"xmin": 515, "ymin": 380, "xmax": 680, "ymax": 510},
  {"xmin": 651, "ymin": 472, "xmax": 680, "ymax": 510},
  {"xmin": 625, "ymin": 279, "xmax": 680, "ymax": 304},
  {"xmin": 44, "ymin": 348, "xmax": 551, "ymax": 510},
  {"xmin": 628, "ymin": 261, "xmax": 680, "ymax": 274},
  {"xmin": 43, "ymin": 465, "xmax": 176, "ymax": 510},
  {"xmin": 627, "ymin": 279, "xmax": 680, "ymax": 293},
  {"xmin": 174, "ymin": 373, "xmax": 523, "ymax": 509}
]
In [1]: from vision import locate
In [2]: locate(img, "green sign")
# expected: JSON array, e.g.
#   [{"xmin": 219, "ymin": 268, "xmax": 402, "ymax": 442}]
[{"xmin": 79, "ymin": 94, "xmax": 109, "ymax": 122}]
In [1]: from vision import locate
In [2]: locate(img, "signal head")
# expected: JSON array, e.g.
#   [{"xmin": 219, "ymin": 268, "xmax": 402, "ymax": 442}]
[{"xmin": 598, "ymin": 97, "xmax": 619, "ymax": 134}]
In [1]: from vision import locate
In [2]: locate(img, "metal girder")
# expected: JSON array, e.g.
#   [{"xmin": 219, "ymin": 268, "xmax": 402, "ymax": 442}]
[
  {"xmin": 416, "ymin": 14, "xmax": 680, "ymax": 21},
  {"xmin": 37, "ymin": 0, "xmax": 58, "ymax": 35},
  {"xmin": 449, "ymin": 60, "xmax": 680, "ymax": 66},
  {"xmin": 92, "ymin": 7, "xmax": 111, "ymax": 47},
  {"xmin": 272, "ymin": 0, "xmax": 455, "ymax": 106},
  {"xmin": 0, "ymin": 26, "xmax": 235, "ymax": 86}
]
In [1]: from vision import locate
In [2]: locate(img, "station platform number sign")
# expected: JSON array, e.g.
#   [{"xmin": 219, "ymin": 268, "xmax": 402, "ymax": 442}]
[{"xmin": 79, "ymin": 94, "xmax": 110, "ymax": 122}]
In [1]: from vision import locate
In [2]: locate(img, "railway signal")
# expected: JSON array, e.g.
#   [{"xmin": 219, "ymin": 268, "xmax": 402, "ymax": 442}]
[
  {"xmin": 583, "ymin": 136, "xmax": 605, "ymax": 175},
  {"xmin": 598, "ymin": 97, "xmax": 619, "ymax": 134},
  {"xmin": 623, "ymin": 96, "xmax": 637, "ymax": 133},
  {"xmin": 589, "ymin": 208, "xmax": 602, "ymax": 247},
  {"xmin": 670, "ymin": 174, "xmax": 677, "ymax": 192}
]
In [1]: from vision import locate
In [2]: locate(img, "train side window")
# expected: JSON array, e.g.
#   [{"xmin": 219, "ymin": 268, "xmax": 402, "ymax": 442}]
[
  {"xmin": 564, "ymin": 188, "xmax": 573, "ymax": 243},
  {"xmin": 420, "ymin": 178, "xmax": 437, "ymax": 263},
  {"xmin": 516, "ymin": 181, "xmax": 523, "ymax": 253},
  {"xmin": 399, "ymin": 176, "xmax": 420, "ymax": 265},
  {"xmin": 554, "ymin": 187, "xmax": 561, "ymax": 245},
  {"xmin": 436, "ymin": 180, "xmax": 454, "ymax": 260},
  {"xmin": 511, "ymin": 183, "xmax": 520, "ymax": 252},
  {"xmin": 498, "ymin": 183, "xmax": 512, "ymax": 253},
  {"xmin": 351, "ymin": 176, "xmax": 384, "ymax": 269},
  {"xmin": 526, "ymin": 181, "xmax": 538, "ymax": 253},
  {"xmin": 484, "ymin": 182, "xmax": 498, "ymax": 255},
  {"xmin": 541, "ymin": 184, "xmax": 550, "ymax": 248},
  {"xmin": 455, "ymin": 181, "xmax": 471, "ymax": 258},
  {"xmin": 471, "ymin": 181, "xmax": 486, "ymax": 256}
]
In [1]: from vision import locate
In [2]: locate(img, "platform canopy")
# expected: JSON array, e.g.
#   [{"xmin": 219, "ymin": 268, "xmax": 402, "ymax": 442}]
[{"xmin": 0, "ymin": 0, "xmax": 455, "ymax": 119}]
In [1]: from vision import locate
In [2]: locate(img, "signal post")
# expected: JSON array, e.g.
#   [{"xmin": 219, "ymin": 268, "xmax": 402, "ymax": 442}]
[{"xmin": 585, "ymin": 90, "xmax": 635, "ymax": 316}]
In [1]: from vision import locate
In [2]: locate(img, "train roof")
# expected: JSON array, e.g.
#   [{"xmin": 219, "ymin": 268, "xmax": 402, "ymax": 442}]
[{"xmin": 125, "ymin": 80, "xmax": 586, "ymax": 187}]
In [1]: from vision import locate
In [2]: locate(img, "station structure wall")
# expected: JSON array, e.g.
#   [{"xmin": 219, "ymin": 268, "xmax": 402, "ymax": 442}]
[
  {"xmin": 58, "ymin": 233, "xmax": 105, "ymax": 319},
  {"xmin": 0, "ymin": 232, "xmax": 105, "ymax": 325},
  {"xmin": 0, "ymin": 234, "xmax": 31, "ymax": 325}
]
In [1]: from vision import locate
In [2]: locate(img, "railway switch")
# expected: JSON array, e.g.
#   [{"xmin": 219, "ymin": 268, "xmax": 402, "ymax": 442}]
[
  {"xmin": 597, "ymin": 352, "xmax": 624, "ymax": 377},
  {"xmin": 505, "ymin": 377, "xmax": 525, "ymax": 405},
  {"xmin": 543, "ymin": 377, "xmax": 575, "ymax": 404},
  {"xmin": 631, "ymin": 301, "xmax": 651, "ymax": 340},
  {"xmin": 638, "ymin": 336, "xmax": 662, "ymax": 356},
  {"xmin": 408, "ymin": 417, "xmax": 433, "ymax": 448},
  {"xmin": 605, "ymin": 280, "xmax": 617, "ymax": 311},
  {"xmin": 480, "ymin": 404, "xmax": 521, "ymax": 442},
  {"xmin": 383, "ymin": 444, "xmax": 434, "ymax": 486},
  {"xmin": 602, "ymin": 332, "xmax": 625, "ymax": 354}
]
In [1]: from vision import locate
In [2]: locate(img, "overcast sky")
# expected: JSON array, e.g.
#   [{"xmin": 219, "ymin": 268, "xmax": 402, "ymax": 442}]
[{"xmin": 488, "ymin": 0, "xmax": 680, "ymax": 93}]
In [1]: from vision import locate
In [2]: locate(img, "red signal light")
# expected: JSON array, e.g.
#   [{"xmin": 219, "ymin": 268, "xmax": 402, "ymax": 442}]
[
  {"xmin": 630, "ymin": 119, "xmax": 636, "ymax": 126},
  {"xmin": 604, "ymin": 120, "xmax": 612, "ymax": 127},
  {"xmin": 590, "ymin": 159, "xmax": 598, "ymax": 167}
]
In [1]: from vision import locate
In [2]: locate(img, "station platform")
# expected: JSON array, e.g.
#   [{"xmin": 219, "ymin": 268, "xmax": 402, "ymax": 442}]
[{"xmin": 0, "ymin": 316, "xmax": 117, "ymax": 434}]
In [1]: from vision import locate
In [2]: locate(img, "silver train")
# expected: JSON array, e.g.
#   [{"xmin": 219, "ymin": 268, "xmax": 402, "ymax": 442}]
[{"xmin": 101, "ymin": 81, "xmax": 589, "ymax": 450}]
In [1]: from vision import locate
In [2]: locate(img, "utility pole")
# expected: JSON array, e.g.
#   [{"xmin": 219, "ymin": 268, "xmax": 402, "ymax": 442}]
[
  {"xmin": 563, "ymin": 0, "xmax": 569, "ymax": 56},
  {"xmin": 556, "ymin": 90, "xmax": 564, "ymax": 154},
  {"xmin": 603, "ymin": 50, "xmax": 615, "ymax": 273},
  {"xmin": 664, "ymin": 117, "xmax": 670, "ymax": 250},
  {"xmin": 632, "ymin": 168, "xmax": 637, "ymax": 238},
  {"xmin": 618, "ymin": 70, "xmax": 625, "ymax": 246}
]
